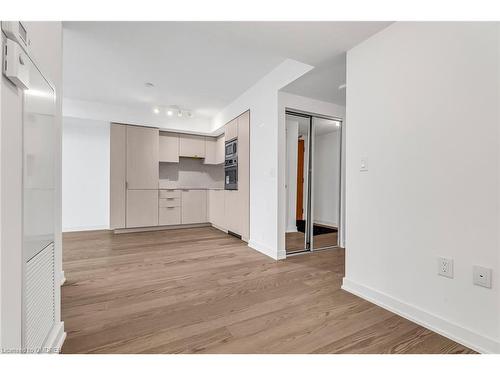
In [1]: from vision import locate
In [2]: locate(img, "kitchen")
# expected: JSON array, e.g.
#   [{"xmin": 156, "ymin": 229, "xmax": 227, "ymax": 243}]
[{"xmin": 110, "ymin": 111, "xmax": 250, "ymax": 241}]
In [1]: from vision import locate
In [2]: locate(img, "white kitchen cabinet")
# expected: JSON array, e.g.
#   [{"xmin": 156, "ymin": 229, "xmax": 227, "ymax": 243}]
[
  {"xmin": 224, "ymin": 189, "xmax": 242, "ymax": 235},
  {"xmin": 110, "ymin": 124, "xmax": 126, "ymax": 229},
  {"xmin": 181, "ymin": 190, "xmax": 207, "ymax": 224},
  {"xmin": 208, "ymin": 189, "xmax": 225, "ymax": 229},
  {"xmin": 179, "ymin": 134, "xmax": 205, "ymax": 158},
  {"xmin": 204, "ymin": 135, "xmax": 225, "ymax": 165},
  {"xmin": 204, "ymin": 137, "xmax": 217, "ymax": 165},
  {"xmin": 159, "ymin": 132, "xmax": 179, "ymax": 163},
  {"xmin": 126, "ymin": 189, "xmax": 159, "ymax": 228},
  {"xmin": 225, "ymin": 119, "xmax": 238, "ymax": 141},
  {"xmin": 159, "ymin": 206, "xmax": 181, "ymax": 226},
  {"xmin": 126, "ymin": 126, "xmax": 159, "ymax": 189},
  {"xmin": 216, "ymin": 135, "xmax": 225, "ymax": 164}
]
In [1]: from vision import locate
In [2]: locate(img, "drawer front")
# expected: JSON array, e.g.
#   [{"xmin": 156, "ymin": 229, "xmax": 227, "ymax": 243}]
[
  {"xmin": 159, "ymin": 189, "xmax": 181, "ymax": 199},
  {"xmin": 159, "ymin": 206, "xmax": 181, "ymax": 226},
  {"xmin": 159, "ymin": 197, "xmax": 181, "ymax": 207}
]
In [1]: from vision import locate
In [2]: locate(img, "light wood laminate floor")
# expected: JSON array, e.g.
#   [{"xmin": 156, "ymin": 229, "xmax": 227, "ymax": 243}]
[{"xmin": 61, "ymin": 227, "xmax": 475, "ymax": 354}]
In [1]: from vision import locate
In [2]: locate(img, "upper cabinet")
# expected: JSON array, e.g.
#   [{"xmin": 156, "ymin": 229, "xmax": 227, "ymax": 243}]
[
  {"xmin": 216, "ymin": 135, "xmax": 225, "ymax": 164},
  {"xmin": 225, "ymin": 119, "xmax": 238, "ymax": 141},
  {"xmin": 159, "ymin": 132, "xmax": 179, "ymax": 163},
  {"xmin": 204, "ymin": 135, "xmax": 225, "ymax": 165},
  {"xmin": 126, "ymin": 126, "xmax": 159, "ymax": 189},
  {"xmin": 179, "ymin": 134, "xmax": 206, "ymax": 158}
]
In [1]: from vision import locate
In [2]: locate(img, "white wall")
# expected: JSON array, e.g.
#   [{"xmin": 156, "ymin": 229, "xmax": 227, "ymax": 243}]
[
  {"xmin": 313, "ymin": 128, "xmax": 341, "ymax": 227},
  {"xmin": 285, "ymin": 119, "xmax": 299, "ymax": 232},
  {"xmin": 278, "ymin": 92, "xmax": 346, "ymax": 255},
  {"xmin": 344, "ymin": 22, "xmax": 500, "ymax": 353},
  {"xmin": 212, "ymin": 59, "xmax": 313, "ymax": 259},
  {"xmin": 62, "ymin": 117, "xmax": 110, "ymax": 231}
]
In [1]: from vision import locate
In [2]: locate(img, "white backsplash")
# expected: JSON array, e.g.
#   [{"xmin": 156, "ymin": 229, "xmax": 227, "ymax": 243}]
[{"xmin": 159, "ymin": 157, "xmax": 224, "ymax": 189}]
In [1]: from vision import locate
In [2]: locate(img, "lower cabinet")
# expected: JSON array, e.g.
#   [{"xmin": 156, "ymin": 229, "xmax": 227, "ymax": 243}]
[
  {"xmin": 181, "ymin": 190, "xmax": 207, "ymax": 224},
  {"xmin": 224, "ymin": 190, "xmax": 242, "ymax": 235},
  {"xmin": 159, "ymin": 206, "xmax": 181, "ymax": 225},
  {"xmin": 126, "ymin": 189, "xmax": 159, "ymax": 228},
  {"xmin": 208, "ymin": 190, "xmax": 225, "ymax": 229}
]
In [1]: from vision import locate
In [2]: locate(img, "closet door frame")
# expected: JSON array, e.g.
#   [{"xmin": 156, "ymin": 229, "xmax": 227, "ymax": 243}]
[{"xmin": 285, "ymin": 110, "xmax": 343, "ymax": 255}]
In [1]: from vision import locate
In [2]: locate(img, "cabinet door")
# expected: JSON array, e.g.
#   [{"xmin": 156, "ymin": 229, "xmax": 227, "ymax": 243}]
[
  {"xmin": 208, "ymin": 189, "xmax": 225, "ymax": 229},
  {"xmin": 216, "ymin": 135, "xmax": 225, "ymax": 165},
  {"xmin": 110, "ymin": 124, "xmax": 126, "ymax": 229},
  {"xmin": 224, "ymin": 190, "xmax": 242, "ymax": 235},
  {"xmin": 225, "ymin": 119, "xmax": 238, "ymax": 141},
  {"xmin": 237, "ymin": 111, "xmax": 250, "ymax": 240},
  {"xmin": 204, "ymin": 137, "xmax": 217, "ymax": 164},
  {"xmin": 181, "ymin": 190, "xmax": 207, "ymax": 224},
  {"xmin": 126, "ymin": 189, "xmax": 158, "ymax": 228},
  {"xmin": 159, "ymin": 132, "xmax": 179, "ymax": 163},
  {"xmin": 127, "ymin": 126, "xmax": 159, "ymax": 189},
  {"xmin": 179, "ymin": 134, "xmax": 205, "ymax": 158}
]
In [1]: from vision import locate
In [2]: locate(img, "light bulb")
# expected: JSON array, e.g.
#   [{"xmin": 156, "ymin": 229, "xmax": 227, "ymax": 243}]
[
  {"xmin": 153, "ymin": 107, "xmax": 160, "ymax": 114},
  {"xmin": 177, "ymin": 110, "xmax": 183, "ymax": 117},
  {"xmin": 166, "ymin": 109, "xmax": 173, "ymax": 116}
]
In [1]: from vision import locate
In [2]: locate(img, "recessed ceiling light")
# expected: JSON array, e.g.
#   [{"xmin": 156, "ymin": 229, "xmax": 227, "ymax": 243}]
[
  {"xmin": 145, "ymin": 82, "xmax": 155, "ymax": 88},
  {"xmin": 153, "ymin": 107, "xmax": 160, "ymax": 114},
  {"xmin": 166, "ymin": 109, "xmax": 173, "ymax": 116}
]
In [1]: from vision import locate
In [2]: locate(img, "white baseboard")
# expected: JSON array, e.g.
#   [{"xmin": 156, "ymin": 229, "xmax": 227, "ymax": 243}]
[
  {"xmin": 62, "ymin": 224, "xmax": 109, "ymax": 233},
  {"xmin": 42, "ymin": 321, "xmax": 66, "ymax": 354},
  {"xmin": 211, "ymin": 223, "xmax": 228, "ymax": 233},
  {"xmin": 285, "ymin": 226, "xmax": 298, "ymax": 233},
  {"xmin": 342, "ymin": 278, "xmax": 500, "ymax": 354},
  {"xmin": 314, "ymin": 220, "xmax": 338, "ymax": 228},
  {"xmin": 60, "ymin": 271, "xmax": 66, "ymax": 286},
  {"xmin": 248, "ymin": 239, "xmax": 281, "ymax": 260}
]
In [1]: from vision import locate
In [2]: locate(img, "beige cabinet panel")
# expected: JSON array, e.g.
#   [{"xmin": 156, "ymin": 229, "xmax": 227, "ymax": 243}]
[
  {"xmin": 181, "ymin": 190, "xmax": 207, "ymax": 224},
  {"xmin": 159, "ymin": 189, "xmax": 181, "ymax": 199},
  {"xmin": 204, "ymin": 137, "xmax": 217, "ymax": 165},
  {"xmin": 126, "ymin": 189, "xmax": 158, "ymax": 228},
  {"xmin": 208, "ymin": 189, "xmax": 225, "ymax": 229},
  {"xmin": 159, "ymin": 197, "xmax": 181, "ymax": 207},
  {"xmin": 237, "ymin": 111, "xmax": 250, "ymax": 240},
  {"xmin": 216, "ymin": 135, "xmax": 225, "ymax": 165},
  {"xmin": 224, "ymin": 190, "xmax": 242, "ymax": 235},
  {"xmin": 179, "ymin": 134, "xmax": 205, "ymax": 158},
  {"xmin": 159, "ymin": 132, "xmax": 179, "ymax": 163},
  {"xmin": 126, "ymin": 126, "xmax": 159, "ymax": 189},
  {"xmin": 225, "ymin": 119, "xmax": 238, "ymax": 141},
  {"xmin": 110, "ymin": 124, "xmax": 127, "ymax": 229},
  {"xmin": 159, "ymin": 206, "xmax": 181, "ymax": 226}
]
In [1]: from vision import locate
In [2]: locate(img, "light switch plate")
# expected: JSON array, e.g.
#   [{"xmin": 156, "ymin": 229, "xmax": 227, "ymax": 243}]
[
  {"xmin": 360, "ymin": 157, "xmax": 368, "ymax": 172},
  {"xmin": 438, "ymin": 257, "xmax": 453, "ymax": 278},
  {"xmin": 473, "ymin": 266, "xmax": 492, "ymax": 288}
]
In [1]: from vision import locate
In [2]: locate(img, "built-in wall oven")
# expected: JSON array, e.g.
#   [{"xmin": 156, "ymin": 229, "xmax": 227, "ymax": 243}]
[{"xmin": 224, "ymin": 138, "xmax": 238, "ymax": 190}]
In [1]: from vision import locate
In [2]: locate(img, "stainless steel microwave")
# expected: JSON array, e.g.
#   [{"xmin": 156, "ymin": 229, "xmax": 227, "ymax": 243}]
[{"xmin": 225, "ymin": 138, "xmax": 237, "ymax": 159}]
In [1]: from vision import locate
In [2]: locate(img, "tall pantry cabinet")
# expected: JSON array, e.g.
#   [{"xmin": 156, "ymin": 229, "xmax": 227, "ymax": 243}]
[{"xmin": 110, "ymin": 123, "xmax": 159, "ymax": 229}]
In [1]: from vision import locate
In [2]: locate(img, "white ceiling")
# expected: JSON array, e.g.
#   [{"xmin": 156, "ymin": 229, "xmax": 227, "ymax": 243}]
[{"xmin": 63, "ymin": 22, "xmax": 390, "ymax": 119}]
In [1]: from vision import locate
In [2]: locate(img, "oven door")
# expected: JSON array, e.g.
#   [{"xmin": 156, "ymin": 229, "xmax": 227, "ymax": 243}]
[{"xmin": 224, "ymin": 166, "xmax": 238, "ymax": 190}]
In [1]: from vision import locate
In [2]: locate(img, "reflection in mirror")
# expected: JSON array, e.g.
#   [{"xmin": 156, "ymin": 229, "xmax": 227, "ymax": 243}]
[
  {"xmin": 311, "ymin": 117, "xmax": 341, "ymax": 250},
  {"xmin": 285, "ymin": 114, "xmax": 310, "ymax": 253}
]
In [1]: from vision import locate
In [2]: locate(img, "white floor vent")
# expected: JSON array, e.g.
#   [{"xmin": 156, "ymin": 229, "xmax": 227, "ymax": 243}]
[{"xmin": 25, "ymin": 242, "xmax": 55, "ymax": 352}]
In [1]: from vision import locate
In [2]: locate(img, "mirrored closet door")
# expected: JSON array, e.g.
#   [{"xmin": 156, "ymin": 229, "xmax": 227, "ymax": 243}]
[{"xmin": 285, "ymin": 111, "xmax": 342, "ymax": 255}]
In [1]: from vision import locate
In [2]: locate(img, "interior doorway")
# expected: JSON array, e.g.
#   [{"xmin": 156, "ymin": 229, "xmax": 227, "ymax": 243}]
[{"xmin": 285, "ymin": 111, "xmax": 342, "ymax": 255}]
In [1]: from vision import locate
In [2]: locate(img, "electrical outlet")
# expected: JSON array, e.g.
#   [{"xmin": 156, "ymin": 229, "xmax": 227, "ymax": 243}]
[
  {"xmin": 438, "ymin": 257, "xmax": 454, "ymax": 278},
  {"xmin": 473, "ymin": 266, "xmax": 492, "ymax": 288}
]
